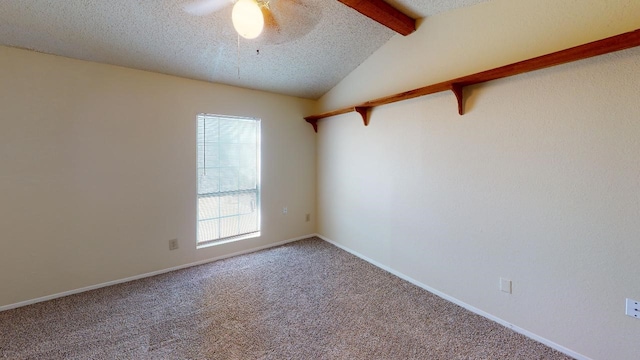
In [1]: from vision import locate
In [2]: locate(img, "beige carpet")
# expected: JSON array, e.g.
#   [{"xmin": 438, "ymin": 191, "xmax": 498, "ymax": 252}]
[{"xmin": 0, "ymin": 237, "xmax": 573, "ymax": 359}]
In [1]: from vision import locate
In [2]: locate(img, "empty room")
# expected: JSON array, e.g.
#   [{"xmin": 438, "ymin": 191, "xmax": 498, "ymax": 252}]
[{"xmin": 1, "ymin": 0, "xmax": 639, "ymax": 359}]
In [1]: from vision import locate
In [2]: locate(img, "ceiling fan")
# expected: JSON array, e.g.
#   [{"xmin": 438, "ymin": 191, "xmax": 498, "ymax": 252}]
[{"xmin": 184, "ymin": 0, "xmax": 320, "ymax": 43}]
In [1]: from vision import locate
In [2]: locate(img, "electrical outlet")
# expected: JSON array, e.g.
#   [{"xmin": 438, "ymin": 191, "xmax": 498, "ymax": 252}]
[
  {"xmin": 282, "ymin": 207, "xmax": 288, "ymax": 215},
  {"xmin": 305, "ymin": 213, "xmax": 310, "ymax": 222},
  {"xmin": 626, "ymin": 298, "xmax": 640, "ymax": 319},
  {"xmin": 500, "ymin": 278, "xmax": 512, "ymax": 294},
  {"xmin": 169, "ymin": 239, "xmax": 179, "ymax": 251}
]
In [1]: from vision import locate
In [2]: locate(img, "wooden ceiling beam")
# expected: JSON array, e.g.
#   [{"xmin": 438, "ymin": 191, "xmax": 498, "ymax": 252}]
[{"xmin": 338, "ymin": 0, "xmax": 416, "ymax": 36}]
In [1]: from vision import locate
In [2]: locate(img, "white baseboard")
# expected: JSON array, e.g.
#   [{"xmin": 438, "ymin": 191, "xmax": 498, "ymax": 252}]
[
  {"xmin": 316, "ymin": 234, "xmax": 590, "ymax": 360},
  {"xmin": 0, "ymin": 234, "xmax": 313, "ymax": 312}
]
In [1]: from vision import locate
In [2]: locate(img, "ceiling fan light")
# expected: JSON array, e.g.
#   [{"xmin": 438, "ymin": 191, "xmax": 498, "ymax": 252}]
[{"xmin": 232, "ymin": 0, "xmax": 264, "ymax": 39}]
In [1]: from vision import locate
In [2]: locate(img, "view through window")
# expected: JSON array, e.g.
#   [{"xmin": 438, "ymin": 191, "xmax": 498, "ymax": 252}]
[{"xmin": 197, "ymin": 114, "xmax": 260, "ymax": 245}]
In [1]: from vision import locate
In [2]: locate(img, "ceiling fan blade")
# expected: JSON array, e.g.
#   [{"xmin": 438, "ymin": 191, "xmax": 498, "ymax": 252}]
[
  {"xmin": 183, "ymin": 0, "xmax": 232, "ymax": 16},
  {"xmin": 262, "ymin": 7, "xmax": 280, "ymax": 33},
  {"xmin": 262, "ymin": 0, "xmax": 322, "ymax": 44}
]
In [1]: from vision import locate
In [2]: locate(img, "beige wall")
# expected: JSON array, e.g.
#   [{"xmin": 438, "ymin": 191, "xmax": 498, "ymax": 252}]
[
  {"xmin": 316, "ymin": 1, "xmax": 640, "ymax": 359},
  {"xmin": 0, "ymin": 46, "xmax": 317, "ymax": 308}
]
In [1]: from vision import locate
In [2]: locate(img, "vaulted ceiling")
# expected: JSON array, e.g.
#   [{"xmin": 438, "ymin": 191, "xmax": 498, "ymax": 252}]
[{"xmin": 0, "ymin": 0, "xmax": 488, "ymax": 99}]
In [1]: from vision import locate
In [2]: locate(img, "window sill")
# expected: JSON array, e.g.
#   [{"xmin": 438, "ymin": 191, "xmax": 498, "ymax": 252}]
[{"xmin": 196, "ymin": 232, "xmax": 261, "ymax": 249}]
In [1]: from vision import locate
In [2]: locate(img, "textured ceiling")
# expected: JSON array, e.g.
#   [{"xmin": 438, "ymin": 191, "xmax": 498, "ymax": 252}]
[{"xmin": 0, "ymin": 0, "xmax": 489, "ymax": 99}]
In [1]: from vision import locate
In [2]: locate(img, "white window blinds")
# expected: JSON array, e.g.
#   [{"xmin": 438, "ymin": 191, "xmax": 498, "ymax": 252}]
[{"xmin": 197, "ymin": 114, "xmax": 260, "ymax": 245}]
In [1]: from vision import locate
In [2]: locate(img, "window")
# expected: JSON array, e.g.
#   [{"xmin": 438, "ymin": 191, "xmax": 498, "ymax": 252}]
[{"xmin": 197, "ymin": 114, "xmax": 260, "ymax": 246}]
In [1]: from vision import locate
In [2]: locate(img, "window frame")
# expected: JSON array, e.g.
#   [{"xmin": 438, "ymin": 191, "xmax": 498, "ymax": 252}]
[{"xmin": 196, "ymin": 113, "xmax": 261, "ymax": 248}]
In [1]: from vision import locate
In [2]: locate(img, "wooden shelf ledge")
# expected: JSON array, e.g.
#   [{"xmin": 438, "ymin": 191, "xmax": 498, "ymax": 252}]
[{"xmin": 304, "ymin": 28, "xmax": 640, "ymax": 133}]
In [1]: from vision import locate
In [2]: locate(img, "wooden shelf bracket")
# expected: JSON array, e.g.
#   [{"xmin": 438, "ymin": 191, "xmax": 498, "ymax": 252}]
[
  {"xmin": 450, "ymin": 83, "xmax": 464, "ymax": 115},
  {"xmin": 305, "ymin": 118, "xmax": 318, "ymax": 133},
  {"xmin": 354, "ymin": 106, "xmax": 371, "ymax": 126}
]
